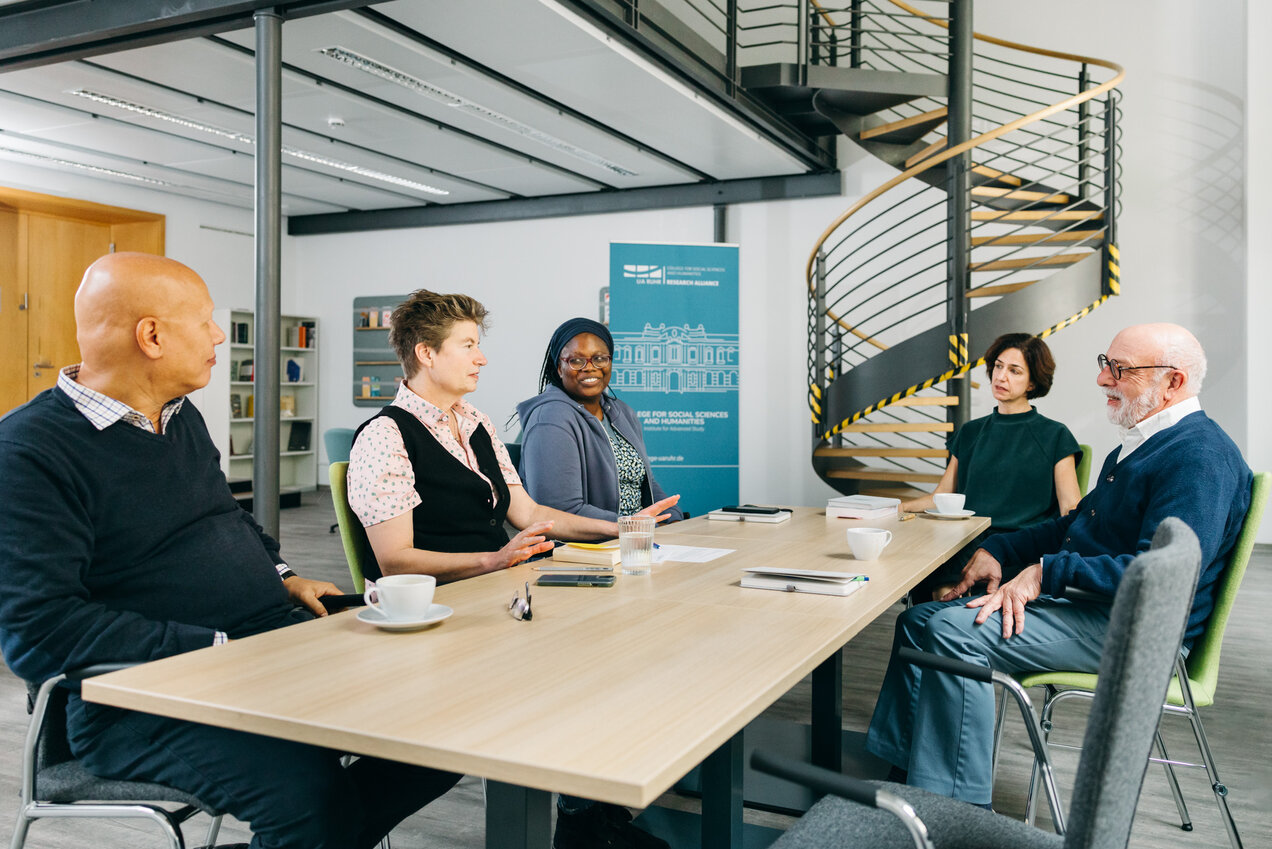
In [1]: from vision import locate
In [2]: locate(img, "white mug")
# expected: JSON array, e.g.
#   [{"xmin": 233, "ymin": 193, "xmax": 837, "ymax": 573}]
[
  {"xmin": 846, "ymin": 527, "xmax": 893, "ymax": 561},
  {"xmin": 364, "ymin": 574, "xmax": 436, "ymax": 621},
  {"xmin": 933, "ymin": 493, "xmax": 967, "ymax": 514}
]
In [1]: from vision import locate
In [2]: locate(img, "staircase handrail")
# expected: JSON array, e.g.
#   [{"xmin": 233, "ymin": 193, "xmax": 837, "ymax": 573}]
[{"xmin": 805, "ymin": 2, "xmax": 1124, "ymax": 292}]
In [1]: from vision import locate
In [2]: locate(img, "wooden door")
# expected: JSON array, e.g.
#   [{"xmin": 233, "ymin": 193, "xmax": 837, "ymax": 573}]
[
  {"xmin": 0, "ymin": 187, "xmax": 164, "ymax": 417},
  {"xmin": 25, "ymin": 214, "xmax": 110, "ymax": 395},
  {"xmin": 0, "ymin": 210, "xmax": 23, "ymax": 413}
]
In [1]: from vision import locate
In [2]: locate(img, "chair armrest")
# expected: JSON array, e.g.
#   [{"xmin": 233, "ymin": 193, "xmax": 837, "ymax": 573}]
[
  {"xmin": 898, "ymin": 647, "xmax": 1067, "ymax": 833},
  {"xmin": 750, "ymin": 750, "xmax": 936, "ymax": 849},
  {"xmin": 899, "ymin": 646, "xmax": 993, "ymax": 682},
  {"xmin": 65, "ymin": 662, "xmax": 141, "ymax": 682}
]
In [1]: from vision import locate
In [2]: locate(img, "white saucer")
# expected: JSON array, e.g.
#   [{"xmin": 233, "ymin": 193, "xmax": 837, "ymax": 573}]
[
  {"xmin": 925, "ymin": 508, "xmax": 976, "ymax": 520},
  {"xmin": 357, "ymin": 604, "xmax": 453, "ymax": 631}
]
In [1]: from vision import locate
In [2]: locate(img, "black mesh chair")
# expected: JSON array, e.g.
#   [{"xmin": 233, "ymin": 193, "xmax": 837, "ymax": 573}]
[
  {"xmin": 752, "ymin": 517, "xmax": 1203, "ymax": 849},
  {"xmin": 11, "ymin": 665, "xmax": 225, "ymax": 849}
]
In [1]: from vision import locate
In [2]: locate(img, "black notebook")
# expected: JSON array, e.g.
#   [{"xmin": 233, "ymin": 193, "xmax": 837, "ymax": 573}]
[{"xmin": 287, "ymin": 421, "xmax": 312, "ymax": 452}]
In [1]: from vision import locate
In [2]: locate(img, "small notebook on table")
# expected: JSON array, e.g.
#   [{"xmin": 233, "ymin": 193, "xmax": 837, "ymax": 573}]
[{"xmin": 741, "ymin": 567, "xmax": 867, "ymax": 596}]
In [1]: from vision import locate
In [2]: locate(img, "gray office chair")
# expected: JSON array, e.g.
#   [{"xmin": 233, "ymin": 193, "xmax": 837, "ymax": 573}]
[
  {"xmin": 752, "ymin": 516, "xmax": 1203, "ymax": 849},
  {"xmin": 11, "ymin": 665, "xmax": 225, "ymax": 849}
]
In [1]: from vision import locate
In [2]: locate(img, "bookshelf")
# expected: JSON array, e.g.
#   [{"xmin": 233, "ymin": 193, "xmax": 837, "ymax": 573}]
[
  {"xmin": 208, "ymin": 309, "xmax": 318, "ymax": 508},
  {"xmin": 353, "ymin": 295, "xmax": 407, "ymax": 406}
]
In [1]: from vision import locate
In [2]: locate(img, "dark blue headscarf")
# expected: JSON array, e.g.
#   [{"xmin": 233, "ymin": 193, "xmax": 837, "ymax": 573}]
[{"xmin": 540, "ymin": 317, "xmax": 614, "ymax": 392}]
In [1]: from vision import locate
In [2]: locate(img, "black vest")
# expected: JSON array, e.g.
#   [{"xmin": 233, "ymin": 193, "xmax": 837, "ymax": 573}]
[{"xmin": 354, "ymin": 405, "xmax": 510, "ymax": 581}]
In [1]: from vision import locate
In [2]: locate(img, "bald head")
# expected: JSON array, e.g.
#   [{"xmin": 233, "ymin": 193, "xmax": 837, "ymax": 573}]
[
  {"xmin": 1099, "ymin": 323, "xmax": 1206, "ymax": 427},
  {"xmin": 73, "ymin": 253, "xmax": 225, "ymax": 411}
]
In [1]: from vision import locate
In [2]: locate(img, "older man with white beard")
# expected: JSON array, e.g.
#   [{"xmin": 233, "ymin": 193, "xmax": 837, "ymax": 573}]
[{"xmin": 863, "ymin": 323, "xmax": 1252, "ymax": 807}]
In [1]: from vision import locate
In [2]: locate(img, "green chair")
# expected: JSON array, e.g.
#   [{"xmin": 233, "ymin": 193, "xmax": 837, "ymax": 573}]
[
  {"xmin": 1074, "ymin": 443, "xmax": 1093, "ymax": 497},
  {"xmin": 329, "ymin": 461, "xmax": 377, "ymax": 593},
  {"xmin": 1015, "ymin": 471, "xmax": 1267, "ymax": 848}
]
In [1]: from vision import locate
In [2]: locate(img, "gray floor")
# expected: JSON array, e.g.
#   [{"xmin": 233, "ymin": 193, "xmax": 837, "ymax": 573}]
[{"xmin": 1, "ymin": 489, "xmax": 1267, "ymax": 848}]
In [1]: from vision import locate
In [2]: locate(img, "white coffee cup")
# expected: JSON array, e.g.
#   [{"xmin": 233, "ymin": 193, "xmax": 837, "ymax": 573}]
[
  {"xmin": 845, "ymin": 527, "xmax": 893, "ymax": 561},
  {"xmin": 933, "ymin": 493, "xmax": 967, "ymax": 514},
  {"xmin": 364, "ymin": 574, "xmax": 436, "ymax": 621}
]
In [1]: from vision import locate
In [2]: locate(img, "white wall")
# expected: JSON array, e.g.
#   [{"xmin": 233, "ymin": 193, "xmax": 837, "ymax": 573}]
[{"xmin": 1247, "ymin": 0, "xmax": 1272, "ymax": 541}]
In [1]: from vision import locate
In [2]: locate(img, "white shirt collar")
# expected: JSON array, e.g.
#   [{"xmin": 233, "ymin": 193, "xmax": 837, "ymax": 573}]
[{"xmin": 1117, "ymin": 396, "xmax": 1201, "ymax": 462}]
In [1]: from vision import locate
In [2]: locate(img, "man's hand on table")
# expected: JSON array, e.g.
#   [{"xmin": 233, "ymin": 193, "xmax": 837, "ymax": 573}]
[
  {"xmin": 284, "ymin": 575, "xmax": 342, "ymax": 617},
  {"xmin": 965, "ymin": 562, "xmax": 1043, "ymax": 638}
]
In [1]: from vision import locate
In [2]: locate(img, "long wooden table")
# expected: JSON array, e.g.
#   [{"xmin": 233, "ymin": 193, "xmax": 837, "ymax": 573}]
[{"xmin": 84, "ymin": 508, "xmax": 989, "ymax": 848}]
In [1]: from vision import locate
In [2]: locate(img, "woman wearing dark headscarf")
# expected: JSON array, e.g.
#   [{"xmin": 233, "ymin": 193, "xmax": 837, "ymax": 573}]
[{"xmin": 516, "ymin": 317, "xmax": 683, "ymax": 522}]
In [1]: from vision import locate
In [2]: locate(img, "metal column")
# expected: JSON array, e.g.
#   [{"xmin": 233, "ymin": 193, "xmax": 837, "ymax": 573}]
[
  {"xmin": 253, "ymin": 8, "xmax": 282, "ymax": 538},
  {"xmin": 945, "ymin": 0, "xmax": 973, "ymax": 430}
]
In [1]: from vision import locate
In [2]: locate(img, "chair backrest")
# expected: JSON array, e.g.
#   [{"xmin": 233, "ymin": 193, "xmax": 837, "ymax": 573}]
[
  {"xmin": 1075, "ymin": 443, "xmax": 1093, "ymax": 497},
  {"xmin": 329, "ymin": 461, "xmax": 376, "ymax": 592},
  {"xmin": 323, "ymin": 427, "xmax": 357, "ymax": 464},
  {"xmin": 1183, "ymin": 470, "xmax": 1269, "ymax": 699},
  {"xmin": 1063, "ymin": 517, "xmax": 1202, "ymax": 849}
]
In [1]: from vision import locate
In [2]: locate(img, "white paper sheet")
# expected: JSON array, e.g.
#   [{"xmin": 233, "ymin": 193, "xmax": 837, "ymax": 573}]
[{"xmin": 653, "ymin": 544, "xmax": 735, "ymax": 563}]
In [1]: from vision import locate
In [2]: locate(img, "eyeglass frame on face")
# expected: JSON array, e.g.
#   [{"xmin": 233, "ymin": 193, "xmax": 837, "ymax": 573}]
[
  {"xmin": 1096, "ymin": 353, "xmax": 1177, "ymax": 381},
  {"xmin": 560, "ymin": 354, "xmax": 612, "ymax": 371},
  {"xmin": 509, "ymin": 581, "xmax": 532, "ymax": 621}
]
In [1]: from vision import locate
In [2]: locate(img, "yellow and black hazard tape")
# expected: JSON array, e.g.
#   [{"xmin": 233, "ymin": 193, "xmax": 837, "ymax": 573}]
[
  {"xmin": 1106, "ymin": 243, "xmax": 1120, "ymax": 295},
  {"xmin": 818, "ymin": 293, "xmax": 1116, "ymax": 440},
  {"xmin": 948, "ymin": 332, "xmax": 968, "ymax": 369}
]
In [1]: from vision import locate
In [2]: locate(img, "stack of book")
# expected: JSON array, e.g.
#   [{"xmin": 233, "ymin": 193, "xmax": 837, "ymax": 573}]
[
  {"xmin": 551, "ymin": 541, "xmax": 620, "ymax": 567},
  {"xmin": 826, "ymin": 494, "xmax": 901, "ymax": 520}
]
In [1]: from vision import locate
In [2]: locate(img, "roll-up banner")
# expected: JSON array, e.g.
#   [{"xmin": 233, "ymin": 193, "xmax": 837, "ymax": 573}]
[{"xmin": 609, "ymin": 242, "xmax": 739, "ymax": 518}]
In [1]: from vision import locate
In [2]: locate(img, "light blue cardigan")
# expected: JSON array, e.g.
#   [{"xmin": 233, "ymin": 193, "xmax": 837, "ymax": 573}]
[{"xmin": 515, "ymin": 385, "xmax": 683, "ymax": 522}]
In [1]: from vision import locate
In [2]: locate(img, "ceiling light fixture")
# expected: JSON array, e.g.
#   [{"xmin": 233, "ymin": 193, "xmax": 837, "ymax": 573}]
[
  {"xmin": 66, "ymin": 88, "xmax": 449, "ymax": 196},
  {"xmin": 0, "ymin": 145, "xmax": 173, "ymax": 186},
  {"xmin": 317, "ymin": 46, "xmax": 639, "ymax": 177},
  {"xmin": 69, "ymin": 89, "xmax": 253, "ymax": 143}
]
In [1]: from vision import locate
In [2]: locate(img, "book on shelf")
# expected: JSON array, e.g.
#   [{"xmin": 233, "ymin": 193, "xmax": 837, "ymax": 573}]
[
  {"xmin": 230, "ymin": 393, "xmax": 242, "ymax": 418},
  {"xmin": 826, "ymin": 494, "xmax": 900, "ymax": 520},
  {"xmin": 741, "ymin": 567, "xmax": 868, "ymax": 596},
  {"xmin": 279, "ymin": 395, "xmax": 296, "ymax": 417},
  {"xmin": 286, "ymin": 421, "xmax": 312, "ymax": 452},
  {"xmin": 707, "ymin": 507, "xmax": 792, "ymax": 524},
  {"xmin": 238, "ymin": 359, "xmax": 254, "ymax": 382},
  {"xmin": 551, "ymin": 542, "xmax": 620, "ymax": 567}
]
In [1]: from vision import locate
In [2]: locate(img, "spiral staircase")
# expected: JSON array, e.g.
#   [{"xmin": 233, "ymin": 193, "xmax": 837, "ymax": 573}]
[{"xmin": 737, "ymin": 0, "xmax": 1124, "ymax": 495}]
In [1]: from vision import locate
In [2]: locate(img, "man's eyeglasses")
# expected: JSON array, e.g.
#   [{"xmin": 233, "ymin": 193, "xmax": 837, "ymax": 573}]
[
  {"xmin": 561, "ymin": 354, "xmax": 612, "ymax": 371},
  {"xmin": 1096, "ymin": 353, "xmax": 1176, "ymax": 381},
  {"xmin": 509, "ymin": 582, "xmax": 532, "ymax": 621}
]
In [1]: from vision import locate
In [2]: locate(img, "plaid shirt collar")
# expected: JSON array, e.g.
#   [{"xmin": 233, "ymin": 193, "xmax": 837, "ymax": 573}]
[{"xmin": 58, "ymin": 364, "xmax": 185, "ymax": 434}]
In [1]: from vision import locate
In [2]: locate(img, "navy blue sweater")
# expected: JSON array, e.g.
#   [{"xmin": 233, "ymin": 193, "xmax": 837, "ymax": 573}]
[
  {"xmin": 980, "ymin": 411, "xmax": 1251, "ymax": 640},
  {"xmin": 0, "ymin": 388, "xmax": 295, "ymax": 685}
]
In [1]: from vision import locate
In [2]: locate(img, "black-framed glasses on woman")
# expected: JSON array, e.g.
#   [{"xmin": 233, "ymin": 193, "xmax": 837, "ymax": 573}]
[
  {"xmin": 1096, "ymin": 353, "xmax": 1176, "ymax": 381},
  {"xmin": 561, "ymin": 354, "xmax": 612, "ymax": 371}
]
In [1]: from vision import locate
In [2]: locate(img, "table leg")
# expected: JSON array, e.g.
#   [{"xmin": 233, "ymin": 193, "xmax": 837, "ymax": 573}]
[
  {"xmin": 486, "ymin": 780, "xmax": 552, "ymax": 849},
  {"xmin": 700, "ymin": 730, "xmax": 744, "ymax": 849},
  {"xmin": 811, "ymin": 647, "xmax": 844, "ymax": 773}
]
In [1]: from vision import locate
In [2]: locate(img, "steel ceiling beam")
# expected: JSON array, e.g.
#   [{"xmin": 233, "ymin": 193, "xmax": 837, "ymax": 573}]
[
  {"xmin": 0, "ymin": 0, "xmax": 383, "ymax": 71},
  {"xmin": 287, "ymin": 171, "xmax": 843, "ymax": 235}
]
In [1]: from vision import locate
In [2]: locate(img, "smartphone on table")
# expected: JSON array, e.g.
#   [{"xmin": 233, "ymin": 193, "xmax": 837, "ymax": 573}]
[{"xmin": 535, "ymin": 573, "xmax": 616, "ymax": 588}]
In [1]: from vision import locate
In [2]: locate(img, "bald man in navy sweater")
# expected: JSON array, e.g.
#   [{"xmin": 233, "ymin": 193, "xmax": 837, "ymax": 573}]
[
  {"xmin": 0, "ymin": 253, "xmax": 459, "ymax": 848},
  {"xmin": 865, "ymin": 323, "xmax": 1251, "ymax": 807}
]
